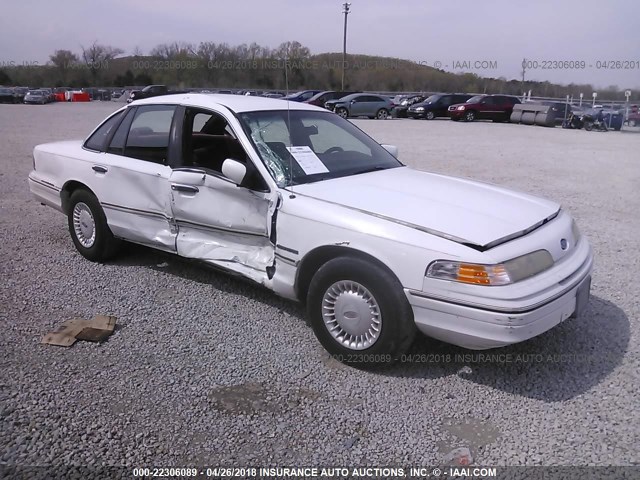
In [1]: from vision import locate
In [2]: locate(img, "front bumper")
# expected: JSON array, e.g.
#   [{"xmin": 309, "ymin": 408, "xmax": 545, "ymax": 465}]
[
  {"xmin": 448, "ymin": 110, "xmax": 465, "ymax": 119},
  {"xmin": 407, "ymin": 110, "xmax": 426, "ymax": 119},
  {"xmin": 405, "ymin": 256, "xmax": 593, "ymax": 350}
]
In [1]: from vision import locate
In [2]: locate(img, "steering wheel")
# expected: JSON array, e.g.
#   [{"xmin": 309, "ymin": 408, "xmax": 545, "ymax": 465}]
[{"xmin": 324, "ymin": 146, "xmax": 344, "ymax": 155}]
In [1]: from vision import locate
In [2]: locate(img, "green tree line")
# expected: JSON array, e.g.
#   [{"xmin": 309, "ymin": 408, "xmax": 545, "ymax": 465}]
[{"xmin": 0, "ymin": 40, "xmax": 635, "ymax": 101}]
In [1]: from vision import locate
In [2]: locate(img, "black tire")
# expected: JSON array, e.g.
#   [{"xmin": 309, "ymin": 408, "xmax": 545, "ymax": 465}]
[
  {"xmin": 376, "ymin": 108, "xmax": 389, "ymax": 120},
  {"xmin": 336, "ymin": 108, "xmax": 348, "ymax": 119},
  {"xmin": 464, "ymin": 110, "xmax": 476, "ymax": 122},
  {"xmin": 584, "ymin": 121, "xmax": 593, "ymax": 131},
  {"xmin": 307, "ymin": 256, "xmax": 416, "ymax": 367},
  {"xmin": 425, "ymin": 111, "xmax": 435, "ymax": 120},
  {"xmin": 67, "ymin": 189, "xmax": 120, "ymax": 262}
]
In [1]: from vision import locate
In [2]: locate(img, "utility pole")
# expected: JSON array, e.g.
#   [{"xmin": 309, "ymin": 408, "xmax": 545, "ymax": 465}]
[{"xmin": 341, "ymin": 2, "xmax": 351, "ymax": 91}]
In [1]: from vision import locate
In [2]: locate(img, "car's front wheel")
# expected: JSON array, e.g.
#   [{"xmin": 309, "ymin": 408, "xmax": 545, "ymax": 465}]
[
  {"xmin": 307, "ymin": 257, "xmax": 416, "ymax": 367},
  {"xmin": 336, "ymin": 107, "xmax": 348, "ymax": 119},
  {"xmin": 376, "ymin": 109, "xmax": 389, "ymax": 120},
  {"xmin": 67, "ymin": 189, "xmax": 120, "ymax": 262},
  {"xmin": 464, "ymin": 111, "xmax": 476, "ymax": 122},
  {"xmin": 425, "ymin": 111, "xmax": 435, "ymax": 120}
]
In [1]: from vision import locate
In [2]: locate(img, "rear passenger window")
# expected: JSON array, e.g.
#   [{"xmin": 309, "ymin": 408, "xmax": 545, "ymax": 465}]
[
  {"xmin": 107, "ymin": 108, "xmax": 136, "ymax": 155},
  {"xmin": 84, "ymin": 110, "xmax": 125, "ymax": 152},
  {"xmin": 124, "ymin": 105, "xmax": 176, "ymax": 164}
]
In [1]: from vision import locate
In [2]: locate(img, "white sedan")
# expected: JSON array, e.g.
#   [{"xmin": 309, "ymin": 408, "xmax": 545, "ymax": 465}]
[{"xmin": 28, "ymin": 94, "xmax": 593, "ymax": 365}]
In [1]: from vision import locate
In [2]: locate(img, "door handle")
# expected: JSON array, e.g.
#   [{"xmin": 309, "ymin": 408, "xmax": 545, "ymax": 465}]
[
  {"xmin": 171, "ymin": 184, "xmax": 199, "ymax": 194},
  {"xmin": 92, "ymin": 165, "xmax": 108, "ymax": 173}
]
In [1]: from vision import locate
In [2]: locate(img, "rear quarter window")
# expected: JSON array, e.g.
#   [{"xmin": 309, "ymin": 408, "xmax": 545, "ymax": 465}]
[{"xmin": 84, "ymin": 110, "xmax": 126, "ymax": 152}]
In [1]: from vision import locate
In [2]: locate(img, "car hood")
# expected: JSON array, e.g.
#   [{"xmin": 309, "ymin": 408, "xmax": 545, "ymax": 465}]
[{"xmin": 294, "ymin": 167, "xmax": 560, "ymax": 250}]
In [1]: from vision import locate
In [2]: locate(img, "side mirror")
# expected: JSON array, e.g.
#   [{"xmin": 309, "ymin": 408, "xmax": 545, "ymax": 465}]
[
  {"xmin": 222, "ymin": 159, "xmax": 247, "ymax": 185},
  {"xmin": 381, "ymin": 144, "xmax": 399, "ymax": 158}
]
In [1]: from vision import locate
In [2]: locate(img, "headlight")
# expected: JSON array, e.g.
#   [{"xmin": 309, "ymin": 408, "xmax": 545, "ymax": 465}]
[
  {"xmin": 426, "ymin": 250, "xmax": 554, "ymax": 286},
  {"xmin": 416, "ymin": 107, "xmax": 425, "ymax": 112},
  {"xmin": 456, "ymin": 106, "xmax": 466, "ymax": 110}
]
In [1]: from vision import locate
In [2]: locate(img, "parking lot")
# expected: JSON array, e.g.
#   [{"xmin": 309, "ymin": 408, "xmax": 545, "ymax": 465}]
[{"xmin": 1, "ymin": 102, "xmax": 639, "ymax": 467}]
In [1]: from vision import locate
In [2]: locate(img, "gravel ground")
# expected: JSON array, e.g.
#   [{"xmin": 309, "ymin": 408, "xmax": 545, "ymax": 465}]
[{"xmin": 0, "ymin": 102, "xmax": 639, "ymax": 470}]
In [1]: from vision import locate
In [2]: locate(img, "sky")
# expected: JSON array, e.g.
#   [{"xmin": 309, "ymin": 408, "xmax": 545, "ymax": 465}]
[{"xmin": 1, "ymin": 0, "xmax": 639, "ymax": 90}]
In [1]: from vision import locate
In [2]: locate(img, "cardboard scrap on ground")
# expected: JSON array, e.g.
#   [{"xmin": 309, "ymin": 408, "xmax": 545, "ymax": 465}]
[{"xmin": 41, "ymin": 315, "xmax": 117, "ymax": 347}]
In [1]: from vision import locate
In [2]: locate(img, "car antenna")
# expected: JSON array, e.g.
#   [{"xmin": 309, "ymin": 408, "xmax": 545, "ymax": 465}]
[{"xmin": 284, "ymin": 53, "xmax": 295, "ymax": 199}]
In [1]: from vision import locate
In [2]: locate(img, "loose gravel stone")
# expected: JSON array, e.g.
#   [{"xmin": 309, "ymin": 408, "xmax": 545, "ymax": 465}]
[{"xmin": 0, "ymin": 102, "xmax": 638, "ymax": 468}]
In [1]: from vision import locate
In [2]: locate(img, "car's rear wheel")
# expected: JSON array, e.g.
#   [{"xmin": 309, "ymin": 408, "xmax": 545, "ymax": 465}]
[
  {"xmin": 67, "ymin": 189, "xmax": 120, "ymax": 262},
  {"xmin": 464, "ymin": 111, "xmax": 476, "ymax": 122},
  {"xmin": 376, "ymin": 109, "xmax": 389, "ymax": 120},
  {"xmin": 307, "ymin": 257, "xmax": 416, "ymax": 367},
  {"xmin": 336, "ymin": 108, "xmax": 348, "ymax": 119},
  {"xmin": 426, "ymin": 111, "xmax": 435, "ymax": 120}
]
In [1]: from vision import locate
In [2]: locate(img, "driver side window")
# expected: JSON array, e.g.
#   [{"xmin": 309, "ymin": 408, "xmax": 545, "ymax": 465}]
[
  {"xmin": 181, "ymin": 108, "xmax": 267, "ymax": 191},
  {"xmin": 183, "ymin": 109, "xmax": 247, "ymax": 172}
]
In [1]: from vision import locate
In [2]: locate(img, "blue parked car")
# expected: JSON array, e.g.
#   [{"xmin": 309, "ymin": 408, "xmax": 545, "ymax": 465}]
[{"xmin": 281, "ymin": 90, "xmax": 322, "ymax": 102}]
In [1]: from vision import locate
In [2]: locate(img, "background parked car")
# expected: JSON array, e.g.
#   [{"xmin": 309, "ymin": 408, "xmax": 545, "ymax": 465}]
[
  {"xmin": 392, "ymin": 95, "xmax": 425, "ymax": 118},
  {"xmin": 325, "ymin": 93, "xmax": 396, "ymax": 119},
  {"xmin": 583, "ymin": 107, "xmax": 623, "ymax": 131},
  {"xmin": 0, "ymin": 87, "xmax": 16, "ymax": 103},
  {"xmin": 304, "ymin": 90, "xmax": 359, "ymax": 108},
  {"xmin": 449, "ymin": 94, "xmax": 521, "ymax": 122},
  {"xmin": 282, "ymin": 90, "xmax": 322, "ymax": 102},
  {"xmin": 12, "ymin": 87, "xmax": 29, "ymax": 103},
  {"xmin": 23, "ymin": 90, "xmax": 48, "ymax": 105},
  {"xmin": 39, "ymin": 88, "xmax": 55, "ymax": 103},
  {"xmin": 626, "ymin": 110, "xmax": 640, "ymax": 127},
  {"xmin": 408, "ymin": 93, "xmax": 474, "ymax": 120}
]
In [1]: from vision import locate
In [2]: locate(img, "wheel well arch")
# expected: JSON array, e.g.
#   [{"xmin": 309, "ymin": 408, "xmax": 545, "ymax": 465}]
[
  {"xmin": 294, "ymin": 245, "xmax": 403, "ymax": 303},
  {"xmin": 60, "ymin": 181, "xmax": 95, "ymax": 214}
]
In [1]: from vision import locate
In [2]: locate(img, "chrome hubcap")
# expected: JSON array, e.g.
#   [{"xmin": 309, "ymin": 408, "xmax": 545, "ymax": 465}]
[
  {"xmin": 338, "ymin": 109, "xmax": 347, "ymax": 118},
  {"xmin": 73, "ymin": 202, "xmax": 96, "ymax": 248},
  {"xmin": 322, "ymin": 281, "xmax": 381, "ymax": 350},
  {"xmin": 378, "ymin": 110, "xmax": 387, "ymax": 119}
]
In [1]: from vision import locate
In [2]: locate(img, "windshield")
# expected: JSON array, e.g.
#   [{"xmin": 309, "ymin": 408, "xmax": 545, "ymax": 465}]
[
  {"xmin": 423, "ymin": 95, "xmax": 440, "ymax": 104},
  {"xmin": 466, "ymin": 95, "xmax": 484, "ymax": 104},
  {"xmin": 239, "ymin": 110, "xmax": 402, "ymax": 187}
]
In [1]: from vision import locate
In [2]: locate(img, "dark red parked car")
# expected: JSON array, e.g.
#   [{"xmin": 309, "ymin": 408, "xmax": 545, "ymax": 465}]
[{"xmin": 449, "ymin": 94, "xmax": 521, "ymax": 122}]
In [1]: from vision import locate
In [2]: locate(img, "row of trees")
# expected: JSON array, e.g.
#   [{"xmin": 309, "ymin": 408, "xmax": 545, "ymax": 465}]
[{"xmin": 0, "ymin": 40, "xmax": 635, "ymax": 101}]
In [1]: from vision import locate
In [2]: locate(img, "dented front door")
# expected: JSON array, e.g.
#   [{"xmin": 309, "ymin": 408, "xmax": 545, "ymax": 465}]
[{"xmin": 169, "ymin": 168, "xmax": 276, "ymax": 283}]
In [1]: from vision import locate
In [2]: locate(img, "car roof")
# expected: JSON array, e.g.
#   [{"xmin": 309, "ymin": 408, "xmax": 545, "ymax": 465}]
[{"xmin": 131, "ymin": 93, "xmax": 324, "ymax": 113}]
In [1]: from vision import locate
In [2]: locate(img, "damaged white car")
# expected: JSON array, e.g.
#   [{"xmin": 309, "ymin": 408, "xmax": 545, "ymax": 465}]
[{"xmin": 29, "ymin": 94, "xmax": 593, "ymax": 365}]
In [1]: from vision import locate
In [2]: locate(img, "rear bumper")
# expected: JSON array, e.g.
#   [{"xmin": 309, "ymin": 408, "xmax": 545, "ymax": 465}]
[
  {"xmin": 28, "ymin": 172, "xmax": 63, "ymax": 213},
  {"xmin": 406, "ymin": 258, "xmax": 593, "ymax": 350}
]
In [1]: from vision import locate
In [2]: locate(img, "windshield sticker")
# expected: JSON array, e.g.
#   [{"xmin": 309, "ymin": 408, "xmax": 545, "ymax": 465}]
[{"xmin": 286, "ymin": 146, "xmax": 329, "ymax": 175}]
